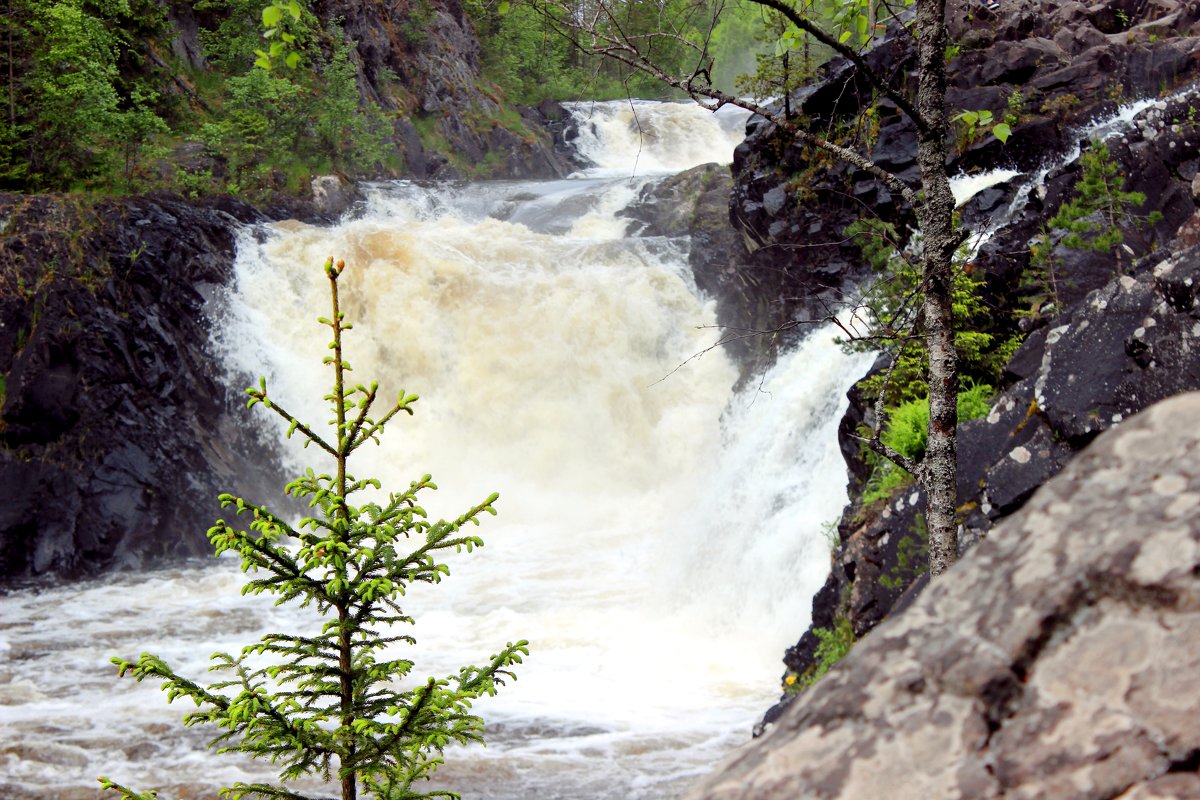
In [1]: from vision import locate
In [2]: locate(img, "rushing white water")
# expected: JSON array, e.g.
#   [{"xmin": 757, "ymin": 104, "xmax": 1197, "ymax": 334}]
[
  {"xmin": 949, "ymin": 168, "xmax": 1021, "ymax": 207},
  {"xmin": 999, "ymin": 96, "xmax": 1164, "ymax": 225},
  {"xmin": 0, "ymin": 101, "xmax": 868, "ymax": 800},
  {"xmin": 564, "ymin": 100, "xmax": 751, "ymax": 178}
]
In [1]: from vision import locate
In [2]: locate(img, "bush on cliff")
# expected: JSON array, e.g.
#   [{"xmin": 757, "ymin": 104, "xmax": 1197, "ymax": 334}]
[
  {"xmin": 862, "ymin": 382, "xmax": 995, "ymax": 506},
  {"xmin": 101, "ymin": 259, "xmax": 527, "ymax": 800}
]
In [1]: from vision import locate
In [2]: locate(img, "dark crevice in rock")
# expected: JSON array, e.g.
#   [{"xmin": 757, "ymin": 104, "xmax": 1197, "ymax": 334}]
[
  {"xmin": 1166, "ymin": 749, "xmax": 1200, "ymax": 773},
  {"xmin": 980, "ymin": 673, "xmax": 1024, "ymax": 736},
  {"xmin": 1012, "ymin": 573, "xmax": 1182, "ymax": 683}
]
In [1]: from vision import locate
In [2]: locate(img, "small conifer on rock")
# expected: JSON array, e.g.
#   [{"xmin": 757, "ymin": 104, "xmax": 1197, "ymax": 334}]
[{"xmin": 101, "ymin": 258, "xmax": 528, "ymax": 800}]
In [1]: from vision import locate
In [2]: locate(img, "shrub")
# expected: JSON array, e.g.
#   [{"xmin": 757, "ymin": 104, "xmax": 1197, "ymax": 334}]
[
  {"xmin": 101, "ymin": 259, "xmax": 528, "ymax": 800},
  {"xmin": 862, "ymin": 383, "xmax": 994, "ymax": 506},
  {"xmin": 785, "ymin": 616, "xmax": 855, "ymax": 693},
  {"xmin": 1024, "ymin": 139, "xmax": 1163, "ymax": 317}
]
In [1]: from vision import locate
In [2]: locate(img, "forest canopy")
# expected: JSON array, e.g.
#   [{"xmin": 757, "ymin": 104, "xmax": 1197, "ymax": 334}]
[{"xmin": 0, "ymin": 0, "xmax": 852, "ymax": 194}]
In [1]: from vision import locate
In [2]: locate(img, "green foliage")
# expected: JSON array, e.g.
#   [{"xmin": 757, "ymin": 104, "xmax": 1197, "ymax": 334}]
[
  {"xmin": 311, "ymin": 32, "xmax": 393, "ymax": 174},
  {"xmin": 1003, "ymin": 87, "xmax": 1025, "ymax": 127},
  {"xmin": 1024, "ymin": 139, "xmax": 1162, "ymax": 317},
  {"xmin": 845, "ymin": 219, "xmax": 1020, "ymax": 408},
  {"xmin": 735, "ymin": 10, "xmax": 819, "ymax": 117},
  {"xmin": 785, "ymin": 615, "xmax": 855, "ymax": 693},
  {"xmin": 878, "ymin": 514, "xmax": 928, "ymax": 591},
  {"xmin": 475, "ymin": 2, "xmax": 584, "ymax": 103},
  {"xmin": 0, "ymin": 0, "xmax": 171, "ymax": 191},
  {"xmin": 1039, "ymin": 92, "xmax": 1080, "ymax": 119},
  {"xmin": 861, "ymin": 382, "xmax": 995, "ymax": 506},
  {"xmin": 259, "ymin": 0, "xmax": 306, "ymax": 68},
  {"xmin": 729, "ymin": 0, "xmax": 907, "ymax": 112},
  {"xmin": 473, "ymin": 0, "xmax": 701, "ymax": 101},
  {"xmin": 956, "ymin": 379, "xmax": 994, "ymax": 421},
  {"xmin": 953, "ymin": 108, "xmax": 1011, "ymax": 147},
  {"xmin": 102, "ymin": 260, "xmax": 528, "ymax": 800},
  {"xmin": 200, "ymin": 0, "xmax": 315, "ymax": 71},
  {"xmin": 1046, "ymin": 139, "xmax": 1153, "ymax": 252},
  {"xmin": 195, "ymin": 21, "xmax": 393, "ymax": 197}
]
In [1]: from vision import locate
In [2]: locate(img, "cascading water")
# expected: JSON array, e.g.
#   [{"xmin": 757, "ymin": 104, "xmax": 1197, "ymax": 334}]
[{"xmin": 0, "ymin": 100, "xmax": 870, "ymax": 800}]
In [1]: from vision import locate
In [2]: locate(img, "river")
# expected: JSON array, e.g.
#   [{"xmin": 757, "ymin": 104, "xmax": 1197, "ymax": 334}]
[{"xmin": 0, "ymin": 100, "xmax": 871, "ymax": 800}]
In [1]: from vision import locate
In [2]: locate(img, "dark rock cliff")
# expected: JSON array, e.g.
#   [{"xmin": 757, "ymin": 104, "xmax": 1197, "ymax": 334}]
[
  {"xmin": 0, "ymin": 193, "xmax": 290, "ymax": 582},
  {"xmin": 711, "ymin": 0, "xmax": 1200, "ymax": 710}
]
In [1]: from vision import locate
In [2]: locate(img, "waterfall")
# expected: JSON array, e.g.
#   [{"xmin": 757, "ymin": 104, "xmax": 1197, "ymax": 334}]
[
  {"xmin": 564, "ymin": 100, "xmax": 751, "ymax": 178},
  {"xmin": 0, "ymin": 101, "xmax": 866, "ymax": 800}
]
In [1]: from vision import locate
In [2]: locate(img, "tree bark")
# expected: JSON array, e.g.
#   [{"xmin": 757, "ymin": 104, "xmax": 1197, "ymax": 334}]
[{"xmin": 912, "ymin": 0, "xmax": 959, "ymax": 576}]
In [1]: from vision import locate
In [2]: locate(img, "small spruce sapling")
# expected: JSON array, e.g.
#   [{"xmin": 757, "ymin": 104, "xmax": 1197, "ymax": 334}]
[{"xmin": 101, "ymin": 258, "xmax": 529, "ymax": 800}]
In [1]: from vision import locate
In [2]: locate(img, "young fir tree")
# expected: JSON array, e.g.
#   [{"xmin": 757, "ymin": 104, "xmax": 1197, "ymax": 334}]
[{"xmin": 101, "ymin": 259, "xmax": 529, "ymax": 800}]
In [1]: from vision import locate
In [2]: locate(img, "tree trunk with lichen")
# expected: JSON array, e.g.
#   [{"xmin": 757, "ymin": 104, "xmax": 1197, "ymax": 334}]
[{"xmin": 912, "ymin": 0, "xmax": 959, "ymax": 576}]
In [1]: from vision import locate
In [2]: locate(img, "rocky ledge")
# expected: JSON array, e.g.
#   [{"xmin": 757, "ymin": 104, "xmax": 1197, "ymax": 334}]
[
  {"xmin": 726, "ymin": 0, "xmax": 1200, "ymax": 332},
  {"xmin": 719, "ymin": 0, "xmax": 1200, "ymax": 705},
  {"xmin": 0, "ymin": 193, "xmax": 290, "ymax": 582},
  {"xmin": 687, "ymin": 391, "xmax": 1200, "ymax": 800}
]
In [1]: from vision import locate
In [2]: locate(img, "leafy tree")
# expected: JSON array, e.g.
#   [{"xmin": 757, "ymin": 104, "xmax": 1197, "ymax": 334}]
[
  {"xmin": 0, "ymin": 0, "xmax": 169, "ymax": 190},
  {"xmin": 532, "ymin": 0, "xmax": 970, "ymax": 576},
  {"xmin": 845, "ymin": 218, "xmax": 1019, "ymax": 408},
  {"xmin": 101, "ymin": 259, "xmax": 528, "ymax": 800},
  {"xmin": 195, "ymin": 12, "xmax": 393, "ymax": 195},
  {"xmin": 312, "ymin": 30, "xmax": 394, "ymax": 174},
  {"xmin": 198, "ymin": 65, "xmax": 308, "ymax": 190},
  {"xmin": 477, "ymin": 2, "xmax": 583, "ymax": 102},
  {"xmin": 201, "ymin": 0, "xmax": 312, "ymax": 71}
]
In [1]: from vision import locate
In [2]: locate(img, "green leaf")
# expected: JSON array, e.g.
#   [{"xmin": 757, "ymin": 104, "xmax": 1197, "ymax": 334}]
[
  {"xmin": 497, "ymin": 0, "xmax": 510, "ymax": 12},
  {"xmin": 262, "ymin": 5, "xmax": 283, "ymax": 27},
  {"xmin": 285, "ymin": 51, "xmax": 301, "ymax": 69},
  {"xmin": 839, "ymin": 29, "xmax": 853, "ymax": 44},
  {"xmin": 992, "ymin": 122, "xmax": 1012, "ymax": 143}
]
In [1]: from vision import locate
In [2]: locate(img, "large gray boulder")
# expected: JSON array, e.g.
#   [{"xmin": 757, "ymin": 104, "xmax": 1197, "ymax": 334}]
[{"xmin": 687, "ymin": 392, "xmax": 1200, "ymax": 800}]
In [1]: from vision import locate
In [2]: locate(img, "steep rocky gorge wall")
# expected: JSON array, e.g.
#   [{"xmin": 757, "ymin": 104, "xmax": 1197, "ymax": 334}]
[
  {"xmin": 309, "ymin": 0, "xmax": 574, "ymax": 179},
  {"xmin": 163, "ymin": 0, "xmax": 574, "ymax": 181},
  {"xmin": 697, "ymin": 0, "xmax": 1200, "ymax": 712},
  {"xmin": 0, "ymin": 193, "xmax": 291, "ymax": 581}
]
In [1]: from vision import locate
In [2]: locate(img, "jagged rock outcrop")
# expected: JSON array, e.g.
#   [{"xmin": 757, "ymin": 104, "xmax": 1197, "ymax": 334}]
[
  {"xmin": 728, "ymin": 0, "xmax": 1200, "ymax": 331},
  {"xmin": 0, "ymin": 193, "xmax": 291, "ymax": 582},
  {"xmin": 316, "ymin": 0, "xmax": 572, "ymax": 179},
  {"xmin": 753, "ymin": 0, "xmax": 1200, "ymax": 692},
  {"xmin": 688, "ymin": 391, "xmax": 1200, "ymax": 800}
]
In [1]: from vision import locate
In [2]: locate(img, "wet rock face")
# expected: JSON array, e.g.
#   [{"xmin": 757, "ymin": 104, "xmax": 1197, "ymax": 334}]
[
  {"xmin": 766, "ymin": 0, "xmax": 1200, "ymax": 685},
  {"xmin": 727, "ymin": 0, "xmax": 1200, "ymax": 315},
  {"xmin": 621, "ymin": 164, "xmax": 778, "ymax": 381},
  {"xmin": 0, "ymin": 193, "xmax": 289, "ymax": 582},
  {"xmin": 687, "ymin": 392, "xmax": 1200, "ymax": 800},
  {"xmin": 318, "ymin": 0, "xmax": 571, "ymax": 179}
]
